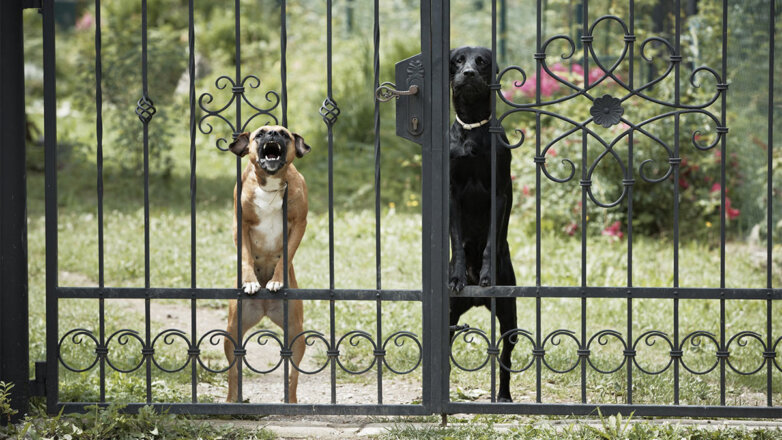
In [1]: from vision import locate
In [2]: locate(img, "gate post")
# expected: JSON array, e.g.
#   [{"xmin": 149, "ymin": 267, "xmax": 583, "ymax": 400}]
[
  {"xmin": 0, "ymin": 0, "xmax": 30, "ymax": 423},
  {"xmin": 421, "ymin": 0, "xmax": 450, "ymax": 414}
]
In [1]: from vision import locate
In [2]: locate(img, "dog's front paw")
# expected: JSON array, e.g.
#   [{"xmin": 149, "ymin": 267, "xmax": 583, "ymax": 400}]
[
  {"xmin": 242, "ymin": 282, "xmax": 261, "ymax": 295},
  {"xmin": 266, "ymin": 280, "xmax": 283, "ymax": 292},
  {"xmin": 449, "ymin": 271, "xmax": 467, "ymax": 292},
  {"xmin": 479, "ymin": 265, "xmax": 493, "ymax": 287}
]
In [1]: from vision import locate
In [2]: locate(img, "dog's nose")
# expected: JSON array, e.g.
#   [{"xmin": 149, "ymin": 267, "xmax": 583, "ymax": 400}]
[
  {"xmin": 463, "ymin": 68, "xmax": 476, "ymax": 77},
  {"xmin": 267, "ymin": 130, "xmax": 277, "ymax": 136}
]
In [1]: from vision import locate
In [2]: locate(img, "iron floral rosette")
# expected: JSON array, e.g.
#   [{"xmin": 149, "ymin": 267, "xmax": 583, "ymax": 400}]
[{"xmin": 590, "ymin": 94, "xmax": 624, "ymax": 128}]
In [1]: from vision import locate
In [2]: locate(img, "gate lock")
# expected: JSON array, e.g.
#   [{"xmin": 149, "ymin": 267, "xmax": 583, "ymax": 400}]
[{"xmin": 375, "ymin": 53, "xmax": 424, "ymax": 145}]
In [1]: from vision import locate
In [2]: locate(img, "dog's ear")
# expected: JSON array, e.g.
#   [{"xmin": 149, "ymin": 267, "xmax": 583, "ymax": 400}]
[
  {"xmin": 228, "ymin": 132, "xmax": 250, "ymax": 157},
  {"xmin": 292, "ymin": 132, "xmax": 311, "ymax": 158}
]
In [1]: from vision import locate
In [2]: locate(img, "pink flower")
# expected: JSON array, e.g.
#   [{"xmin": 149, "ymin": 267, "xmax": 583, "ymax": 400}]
[
  {"xmin": 588, "ymin": 67, "xmax": 606, "ymax": 84},
  {"xmin": 76, "ymin": 12, "xmax": 93, "ymax": 31},
  {"xmin": 522, "ymin": 184, "xmax": 530, "ymax": 196},
  {"xmin": 517, "ymin": 66, "xmax": 563, "ymax": 98},
  {"xmin": 678, "ymin": 176, "xmax": 690, "ymax": 190},
  {"xmin": 548, "ymin": 147, "xmax": 558, "ymax": 157},
  {"xmin": 710, "ymin": 183, "xmax": 721, "ymax": 193},
  {"xmin": 564, "ymin": 222, "xmax": 578, "ymax": 236},
  {"xmin": 725, "ymin": 198, "xmax": 740, "ymax": 220},
  {"xmin": 570, "ymin": 63, "xmax": 585, "ymax": 76},
  {"xmin": 539, "ymin": 72, "xmax": 561, "ymax": 97},
  {"xmin": 601, "ymin": 221, "xmax": 624, "ymax": 239}
]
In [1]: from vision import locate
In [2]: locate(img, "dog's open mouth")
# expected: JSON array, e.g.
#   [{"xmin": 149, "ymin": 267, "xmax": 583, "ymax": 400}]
[
  {"xmin": 258, "ymin": 141, "xmax": 284, "ymax": 173},
  {"xmin": 262, "ymin": 142, "xmax": 282, "ymax": 161}
]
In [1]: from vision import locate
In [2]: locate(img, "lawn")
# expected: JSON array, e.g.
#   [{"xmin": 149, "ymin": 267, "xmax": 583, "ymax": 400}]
[{"xmin": 23, "ymin": 136, "xmax": 781, "ymax": 409}]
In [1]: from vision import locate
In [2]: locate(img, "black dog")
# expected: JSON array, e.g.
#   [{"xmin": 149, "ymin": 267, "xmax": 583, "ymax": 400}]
[{"xmin": 448, "ymin": 46, "xmax": 517, "ymax": 402}]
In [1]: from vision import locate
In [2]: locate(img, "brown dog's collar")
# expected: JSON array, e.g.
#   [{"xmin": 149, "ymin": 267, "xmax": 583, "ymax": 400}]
[{"xmin": 455, "ymin": 114, "xmax": 490, "ymax": 130}]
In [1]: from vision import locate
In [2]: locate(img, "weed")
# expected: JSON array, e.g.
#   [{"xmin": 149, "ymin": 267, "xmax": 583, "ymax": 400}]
[{"xmin": 0, "ymin": 382, "xmax": 18, "ymax": 425}]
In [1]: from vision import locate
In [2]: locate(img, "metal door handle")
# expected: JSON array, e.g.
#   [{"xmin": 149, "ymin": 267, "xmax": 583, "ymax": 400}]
[{"xmin": 375, "ymin": 82, "xmax": 419, "ymax": 102}]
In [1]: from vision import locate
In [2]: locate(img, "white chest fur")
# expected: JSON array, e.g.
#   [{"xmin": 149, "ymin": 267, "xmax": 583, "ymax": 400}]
[{"xmin": 249, "ymin": 178, "xmax": 285, "ymax": 253}]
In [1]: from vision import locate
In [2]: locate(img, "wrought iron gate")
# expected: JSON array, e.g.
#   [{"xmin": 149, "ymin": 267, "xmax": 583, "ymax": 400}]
[{"xmin": 4, "ymin": 0, "xmax": 778, "ymax": 418}]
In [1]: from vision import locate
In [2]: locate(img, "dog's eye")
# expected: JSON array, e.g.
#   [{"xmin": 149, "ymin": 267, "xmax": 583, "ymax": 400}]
[
  {"xmin": 457, "ymin": 56, "xmax": 465, "ymax": 64},
  {"xmin": 476, "ymin": 57, "xmax": 485, "ymax": 65}
]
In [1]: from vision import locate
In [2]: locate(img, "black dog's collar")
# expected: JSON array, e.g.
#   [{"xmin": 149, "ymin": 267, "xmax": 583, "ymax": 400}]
[{"xmin": 455, "ymin": 114, "xmax": 490, "ymax": 130}]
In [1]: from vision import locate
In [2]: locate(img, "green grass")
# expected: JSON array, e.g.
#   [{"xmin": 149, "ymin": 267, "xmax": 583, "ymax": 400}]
[
  {"xmin": 378, "ymin": 414, "xmax": 782, "ymax": 440},
  {"xmin": 0, "ymin": 393, "xmax": 276, "ymax": 440},
  {"xmin": 24, "ymin": 130, "xmax": 781, "ymax": 408}
]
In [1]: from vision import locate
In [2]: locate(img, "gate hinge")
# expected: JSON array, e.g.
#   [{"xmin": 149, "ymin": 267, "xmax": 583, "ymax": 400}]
[
  {"xmin": 29, "ymin": 361, "xmax": 46, "ymax": 397},
  {"xmin": 22, "ymin": 0, "xmax": 43, "ymax": 10}
]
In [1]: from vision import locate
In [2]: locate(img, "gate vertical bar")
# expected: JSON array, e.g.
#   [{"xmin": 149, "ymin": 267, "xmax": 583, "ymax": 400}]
[
  {"xmin": 766, "ymin": 0, "xmax": 775, "ymax": 408},
  {"xmin": 625, "ymin": 0, "xmax": 635, "ymax": 405},
  {"xmin": 233, "ymin": 0, "xmax": 244, "ymax": 404},
  {"xmin": 535, "ymin": 0, "xmax": 543, "ymax": 405},
  {"xmin": 672, "ymin": 0, "xmax": 681, "ymax": 407},
  {"xmin": 140, "ymin": 0, "xmax": 153, "ymax": 404},
  {"xmin": 188, "ymin": 0, "xmax": 198, "ymax": 403},
  {"xmin": 324, "ymin": 0, "xmax": 338, "ymax": 405},
  {"xmin": 489, "ymin": 0, "xmax": 499, "ymax": 404},
  {"xmin": 43, "ymin": 0, "xmax": 59, "ymax": 414},
  {"xmin": 94, "ymin": 0, "xmax": 106, "ymax": 404},
  {"xmin": 718, "ymin": 0, "xmax": 728, "ymax": 406},
  {"xmin": 580, "ymin": 0, "xmax": 589, "ymax": 405},
  {"xmin": 421, "ymin": 0, "xmax": 450, "ymax": 414},
  {"xmin": 373, "ymin": 0, "xmax": 384, "ymax": 404},
  {"xmin": 280, "ymin": 0, "xmax": 290, "ymax": 404},
  {"xmin": 0, "ymin": 0, "xmax": 29, "ymax": 422}
]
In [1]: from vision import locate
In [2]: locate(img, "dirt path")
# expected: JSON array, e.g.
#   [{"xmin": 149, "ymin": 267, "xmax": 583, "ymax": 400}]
[{"xmin": 123, "ymin": 299, "xmax": 422, "ymax": 406}]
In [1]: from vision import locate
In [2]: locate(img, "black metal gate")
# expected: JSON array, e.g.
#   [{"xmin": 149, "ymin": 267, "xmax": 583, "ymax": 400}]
[{"xmin": 1, "ymin": 0, "xmax": 780, "ymax": 419}]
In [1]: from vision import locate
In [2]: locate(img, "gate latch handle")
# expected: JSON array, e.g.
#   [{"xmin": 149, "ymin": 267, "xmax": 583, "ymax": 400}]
[{"xmin": 375, "ymin": 82, "xmax": 419, "ymax": 102}]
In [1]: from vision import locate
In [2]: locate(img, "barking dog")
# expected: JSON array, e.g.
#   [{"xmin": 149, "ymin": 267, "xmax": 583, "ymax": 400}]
[
  {"xmin": 224, "ymin": 125, "xmax": 311, "ymax": 403},
  {"xmin": 448, "ymin": 46, "xmax": 518, "ymax": 402}
]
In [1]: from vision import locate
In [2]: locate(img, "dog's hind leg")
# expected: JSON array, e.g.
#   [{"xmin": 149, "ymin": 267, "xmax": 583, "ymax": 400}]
[
  {"xmin": 225, "ymin": 299, "xmax": 265, "ymax": 403},
  {"xmin": 267, "ymin": 266, "xmax": 305, "ymax": 404},
  {"xmin": 448, "ymin": 196, "xmax": 468, "ymax": 292},
  {"xmin": 495, "ymin": 297, "xmax": 517, "ymax": 402}
]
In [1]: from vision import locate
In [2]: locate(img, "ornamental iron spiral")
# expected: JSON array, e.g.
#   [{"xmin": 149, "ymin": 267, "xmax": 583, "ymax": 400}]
[
  {"xmin": 494, "ymin": 14, "xmax": 727, "ymax": 208},
  {"xmin": 198, "ymin": 75, "xmax": 280, "ymax": 151},
  {"xmin": 59, "ymin": 326, "xmax": 422, "ymax": 379}
]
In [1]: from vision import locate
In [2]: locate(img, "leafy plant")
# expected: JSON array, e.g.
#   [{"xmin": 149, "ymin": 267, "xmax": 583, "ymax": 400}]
[{"xmin": 585, "ymin": 409, "xmax": 632, "ymax": 440}]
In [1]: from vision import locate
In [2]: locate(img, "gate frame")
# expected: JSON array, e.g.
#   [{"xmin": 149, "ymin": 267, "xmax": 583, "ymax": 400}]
[
  {"xmin": 2, "ymin": 0, "xmax": 779, "ymax": 420},
  {"xmin": 0, "ymin": 0, "xmax": 31, "ymax": 424}
]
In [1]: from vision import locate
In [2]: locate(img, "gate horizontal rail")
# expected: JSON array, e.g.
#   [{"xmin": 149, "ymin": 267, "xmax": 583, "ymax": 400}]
[
  {"xmin": 57, "ymin": 288, "xmax": 422, "ymax": 302},
  {"xmin": 446, "ymin": 403, "xmax": 782, "ymax": 418},
  {"xmin": 57, "ymin": 403, "xmax": 431, "ymax": 416},
  {"xmin": 456, "ymin": 286, "xmax": 782, "ymax": 300},
  {"xmin": 54, "ymin": 286, "xmax": 782, "ymax": 301}
]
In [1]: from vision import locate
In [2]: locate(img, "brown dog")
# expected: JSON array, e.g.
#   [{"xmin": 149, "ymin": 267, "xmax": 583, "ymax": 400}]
[{"xmin": 224, "ymin": 125, "xmax": 310, "ymax": 403}]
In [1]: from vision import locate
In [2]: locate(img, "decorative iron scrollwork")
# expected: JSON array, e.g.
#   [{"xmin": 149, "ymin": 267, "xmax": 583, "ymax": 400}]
[
  {"xmin": 135, "ymin": 95, "xmax": 156, "ymax": 124},
  {"xmin": 494, "ymin": 14, "xmax": 728, "ymax": 208},
  {"xmin": 58, "ymin": 326, "xmax": 422, "ymax": 379},
  {"xmin": 446, "ymin": 325, "xmax": 778, "ymax": 380},
  {"xmin": 319, "ymin": 97, "xmax": 340, "ymax": 126},
  {"xmin": 198, "ymin": 75, "xmax": 279, "ymax": 150}
]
